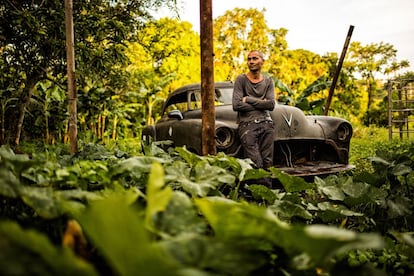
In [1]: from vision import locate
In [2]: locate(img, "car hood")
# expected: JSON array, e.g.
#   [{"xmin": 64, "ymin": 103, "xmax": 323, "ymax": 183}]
[{"xmin": 214, "ymin": 104, "xmax": 332, "ymax": 140}]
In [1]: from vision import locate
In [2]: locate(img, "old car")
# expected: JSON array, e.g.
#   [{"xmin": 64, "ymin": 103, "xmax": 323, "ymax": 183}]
[{"xmin": 142, "ymin": 81, "xmax": 354, "ymax": 176}]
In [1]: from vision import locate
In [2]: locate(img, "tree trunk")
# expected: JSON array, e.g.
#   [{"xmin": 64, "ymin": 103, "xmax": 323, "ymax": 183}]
[
  {"xmin": 65, "ymin": 0, "xmax": 78, "ymax": 155},
  {"xmin": 366, "ymin": 75, "xmax": 378, "ymax": 125},
  {"xmin": 45, "ymin": 109, "xmax": 50, "ymax": 143},
  {"xmin": 64, "ymin": 121, "xmax": 69, "ymax": 143},
  {"xmin": 97, "ymin": 114, "xmax": 102, "ymax": 139},
  {"xmin": 14, "ymin": 80, "xmax": 37, "ymax": 145},
  {"xmin": 1, "ymin": 101, "xmax": 5, "ymax": 144},
  {"xmin": 112, "ymin": 115, "xmax": 118, "ymax": 140},
  {"xmin": 101, "ymin": 114, "xmax": 106, "ymax": 141},
  {"xmin": 147, "ymin": 98, "xmax": 153, "ymax": 125}
]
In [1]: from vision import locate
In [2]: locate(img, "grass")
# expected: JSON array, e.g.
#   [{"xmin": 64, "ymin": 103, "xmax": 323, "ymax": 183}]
[{"xmin": 350, "ymin": 125, "xmax": 413, "ymax": 173}]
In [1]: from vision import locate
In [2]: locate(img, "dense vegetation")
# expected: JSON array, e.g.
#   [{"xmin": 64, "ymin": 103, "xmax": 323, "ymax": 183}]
[
  {"xmin": 1, "ymin": 1, "xmax": 414, "ymax": 275},
  {"xmin": 1, "ymin": 1, "xmax": 413, "ymax": 146},
  {"xmin": 0, "ymin": 136, "xmax": 413, "ymax": 275}
]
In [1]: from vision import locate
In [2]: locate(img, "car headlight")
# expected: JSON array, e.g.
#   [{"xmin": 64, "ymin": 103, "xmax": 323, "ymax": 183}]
[
  {"xmin": 337, "ymin": 123, "xmax": 352, "ymax": 141},
  {"xmin": 215, "ymin": 127, "xmax": 234, "ymax": 149}
]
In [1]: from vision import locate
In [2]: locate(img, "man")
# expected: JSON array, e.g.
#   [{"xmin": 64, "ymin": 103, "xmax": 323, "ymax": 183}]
[{"xmin": 232, "ymin": 50, "xmax": 276, "ymax": 173}]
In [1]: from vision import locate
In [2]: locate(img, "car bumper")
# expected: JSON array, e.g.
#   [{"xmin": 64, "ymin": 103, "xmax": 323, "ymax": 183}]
[{"xmin": 275, "ymin": 161, "xmax": 355, "ymax": 177}]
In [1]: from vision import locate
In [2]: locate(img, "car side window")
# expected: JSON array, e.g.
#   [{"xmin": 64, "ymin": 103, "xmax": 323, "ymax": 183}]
[
  {"xmin": 165, "ymin": 103, "xmax": 187, "ymax": 114},
  {"xmin": 189, "ymin": 91, "xmax": 202, "ymax": 110},
  {"xmin": 214, "ymin": 89, "xmax": 223, "ymax": 105},
  {"xmin": 217, "ymin": 88, "xmax": 233, "ymax": 105}
]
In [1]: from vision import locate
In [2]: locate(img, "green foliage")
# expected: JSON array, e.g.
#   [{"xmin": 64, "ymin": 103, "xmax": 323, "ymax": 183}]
[
  {"xmin": 126, "ymin": 18, "xmax": 201, "ymax": 125},
  {"xmin": 346, "ymin": 42, "xmax": 410, "ymax": 125},
  {"xmin": 213, "ymin": 8, "xmax": 271, "ymax": 80},
  {"xmin": 0, "ymin": 220, "xmax": 97, "ymax": 276},
  {"xmin": 76, "ymin": 191, "xmax": 180, "ymax": 276},
  {"xmin": 0, "ymin": 0, "xmax": 179, "ymax": 144},
  {"xmin": 1, "ymin": 140, "xmax": 413, "ymax": 275},
  {"xmin": 2, "ymin": 4, "xmax": 412, "ymax": 144},
  {"xmin": 349, "ymin": 126, "xmax": 389, "ymax": 173},
  {"xmin": 273, "ymin": 75, "xmax": 331, "ymax": 115}
]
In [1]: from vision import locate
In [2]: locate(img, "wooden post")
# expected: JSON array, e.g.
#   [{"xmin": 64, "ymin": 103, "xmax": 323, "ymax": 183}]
[
  {"xmin": 200, "ymin": 0, "xmax": 216, "ymax": 155},
  {"xmin": 65, "ymin": 0, "xmax": 78, "ymax": 155},
  {"xmin": 324, "ymin": 25, "xmax": 354, "ymax": 115},
  {"xmin": 388, "ymin": 81, "xmax": 392, "ymax": 140}
]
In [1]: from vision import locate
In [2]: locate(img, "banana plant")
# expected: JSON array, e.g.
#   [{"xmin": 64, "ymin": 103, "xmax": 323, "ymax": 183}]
[
  {"xmin": 273, "ymin": 75, "xmax": 332, "ymax": 115},
  {"xmin": 32, "ymin": 81, "xmax": 66, "ymax": 144}
]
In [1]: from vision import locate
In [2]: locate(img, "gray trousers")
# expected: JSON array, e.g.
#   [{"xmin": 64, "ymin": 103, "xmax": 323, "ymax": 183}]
[{"xmin": 238, "ymin": 120, "xmax": 275, "ymax": 169}]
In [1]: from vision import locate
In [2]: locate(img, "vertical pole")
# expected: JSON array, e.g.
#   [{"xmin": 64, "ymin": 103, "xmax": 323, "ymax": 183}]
[
  {"xmin": 405, "ymin": 88, "xmax": 409, "ymax": 139},
  {"xmin": 324, "ymin": 25, "xmax": 354, "ymax": 115},
  {"xmin": 200, "ymin": 0, "xmax": 216, "ymax": 155},
  {"xmin": 65, "ymin": 0, "xmax": 78, "ymax": 155},
  {"xmin": 388, "ymin": 81, "xmax": 392, "ymax": 141}
]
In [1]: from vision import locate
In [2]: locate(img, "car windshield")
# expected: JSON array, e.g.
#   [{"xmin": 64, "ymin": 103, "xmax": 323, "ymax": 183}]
[
  {"xmin": 164, "ymin": 87, "xmax": 234, "ymax": 114},
  {"xmin": 191, "ymin": 88, "xmax": 233, "ymax": 109},
  {"xmin": 215, "ymin": 88, "xmax": 233, "ymax": 105}
]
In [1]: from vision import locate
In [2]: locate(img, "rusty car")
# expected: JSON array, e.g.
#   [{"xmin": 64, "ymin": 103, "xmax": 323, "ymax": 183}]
[{"xmin": 142, "ymin": 81, "xmax": 354, "ymax": 176}]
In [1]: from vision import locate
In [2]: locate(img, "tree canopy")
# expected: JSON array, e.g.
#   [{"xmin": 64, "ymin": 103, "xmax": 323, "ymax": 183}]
[
  {"xmin": 0, "ymin": 3, "xmax": 412, "ymax": 146},
  {"xmin": 0, "ymin": 0, "xmax": 178, "ymax": 145}
]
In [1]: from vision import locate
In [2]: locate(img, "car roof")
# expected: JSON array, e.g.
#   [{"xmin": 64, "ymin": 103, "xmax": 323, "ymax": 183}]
[{"xmin": 163, "ymin": 81, "xmax": 234, "ymax": 108}]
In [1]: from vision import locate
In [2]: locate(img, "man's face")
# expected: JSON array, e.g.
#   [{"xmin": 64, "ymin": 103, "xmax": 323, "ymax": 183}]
[{"xmin": 247, "ymin": 52, "xmax": 264, "ymax": 72}]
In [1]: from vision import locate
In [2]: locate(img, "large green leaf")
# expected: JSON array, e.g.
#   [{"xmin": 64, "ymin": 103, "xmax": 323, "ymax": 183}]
[
  {"xmin": 195, "ymin": 197, "xmax": 289, "ymax": 241},
  {"xmin": 146, "ymin": 162, "xmax": 173, "ymax": 231},
  {"xmin": 160, "ymin": 234, "xmax": 272, "ymax": 275},
  {"xmin": 247, "ymin": 184, "xmax": 277, "ymax": 203},
  {"xmin": 111, "ymin": 156, "xmax": 166, "ymax": 178},
  {"xmin": 340, "ymin": 177, "xmax": 388, "ymax": 206},
  {"xmin": 76, "ymin": 191, "xmax": 180, "ymax": 276},
  {"xmin": 193, "ymin": 160, "xmax": 236, "ymax": 188},
  {"xmin": 20, "ymin": 186, "xmax": 100, "ymax": 220},
  {"xmin": 154, "ymin": 191, "xmax": 207, "ymax": 237},
  {"xmin": 317, "ymin": 202, "xmax": 364, "ymax": 222},
  {"xmin": 165, "ymin": 159, "xmax": 235, "ymax": 197},
  {"xmin": 206, "ymin": 152, "xmax": 252, "ymax": 183},
  {"xmin": 270, "ymin": 199, "xmax": 313, "ymax": 220},
  {"xmin": 243, "ymin": 168, "xmax": 270, "ymax": 181},
  {"xmin": 20, "ymin": 187, "xmax": 63, "ymax": 219},
  {"xmin": 0, "ymin": 168, "xmax": 21, "ymax": 197},
  {"xmin": 0, "ymin": 221, "xmax": 97, "ymax": 276},
  {"xmin": 165, "ymin": 160, "xmax": 215, "ymax": 197},
  {"xmin": 176, "ymin": 147, "xmax": 203, "ymax": 167},
  {"xmin": 56, "ymin": 189, "xmax": 103, "ymax": 217},
  {"xmin": 164, "ymin": 160, "xmax": 191, "ymax": 185},
  {"xmin": 340, "ymin": 176, "xmax": 370, "ymax": 198},
  {"xmin": 315, "ymin": 176, "xmax": 345, "ymax": 201},
  {"xmin": 195, "ymin": 197, "xmax": 383, "ymax": 267},
  {"xmin": 296, "ymin": 76, "xmax": 330, "ymax": 101},
  {"xmin": 386, "ymin": 198, "xmax": 412, "ymax": 219},
  {"xmin": 0, "ymin": 146, "xmax": 40, "ymax": 175},
  {"xmin": 269, "ymin": 168, "xmax": 315, "ymax": 192},
  {"xmin": 110, "ymin": 156, "xmax": 166, "ymax": 188}
]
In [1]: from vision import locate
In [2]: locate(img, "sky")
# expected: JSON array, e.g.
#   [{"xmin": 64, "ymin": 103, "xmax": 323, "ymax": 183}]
[{"xmin": 162, "ymin": 0, "xmax": 414, "ymax": 74}]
